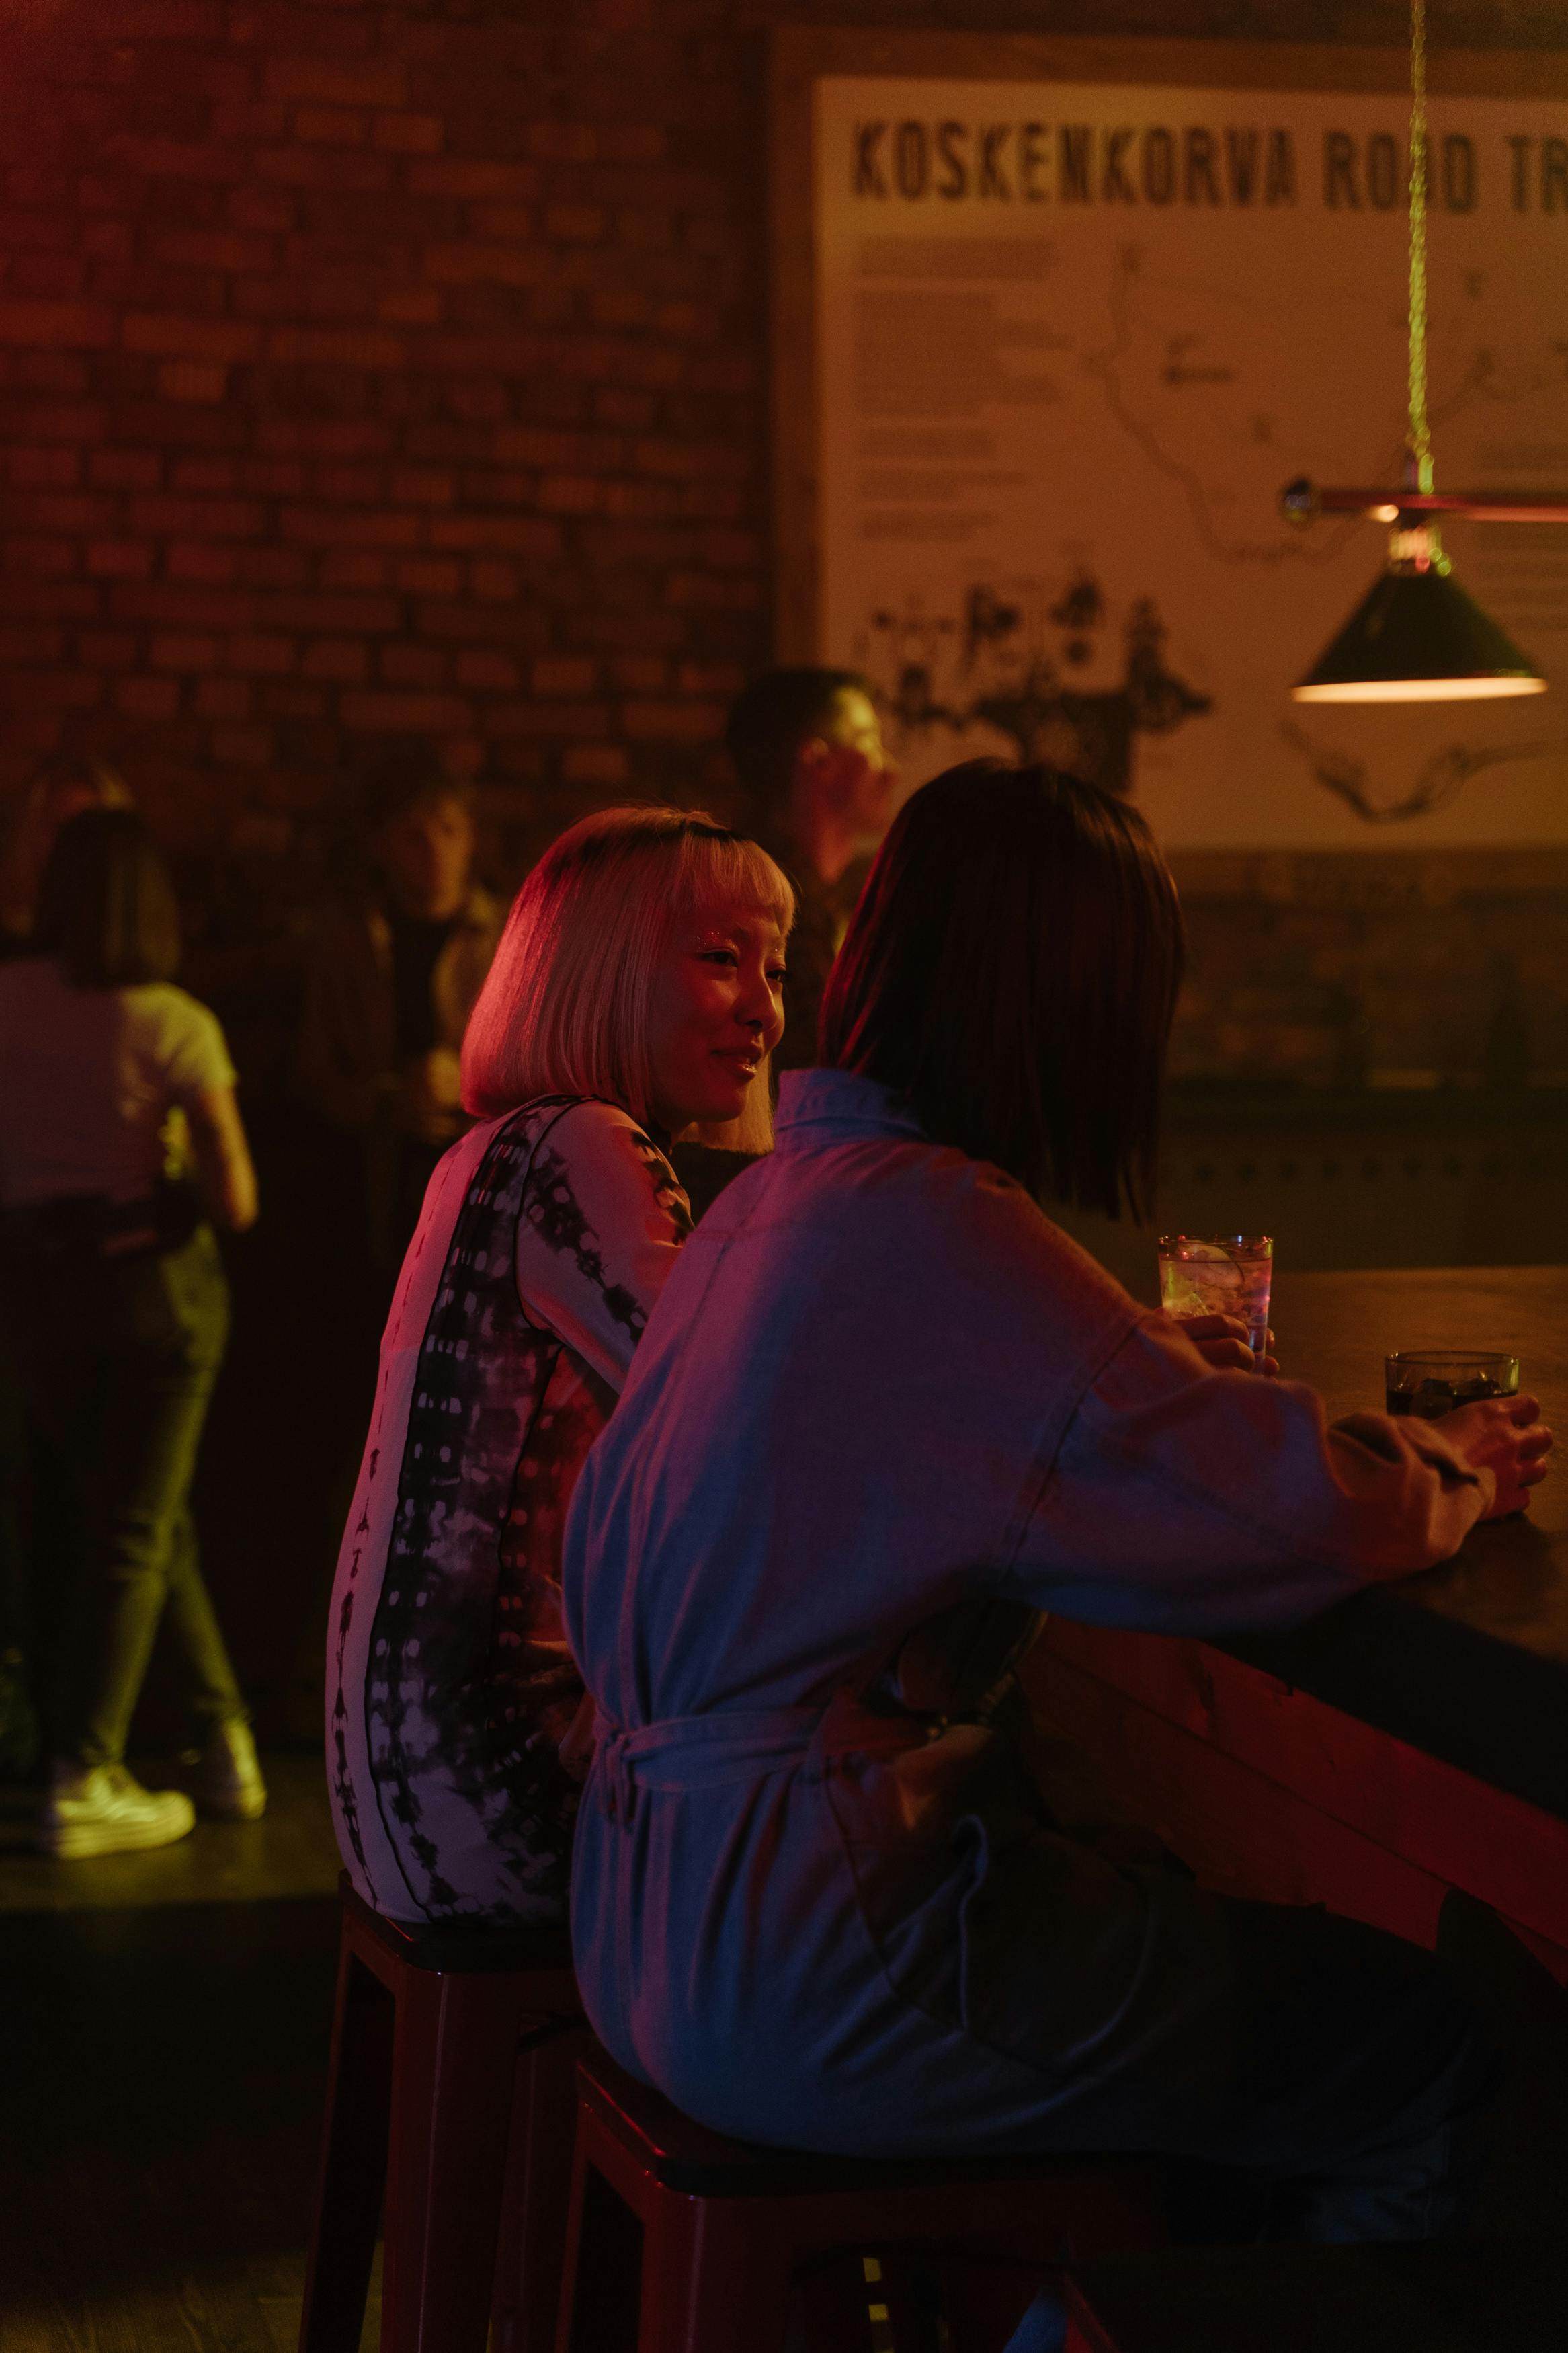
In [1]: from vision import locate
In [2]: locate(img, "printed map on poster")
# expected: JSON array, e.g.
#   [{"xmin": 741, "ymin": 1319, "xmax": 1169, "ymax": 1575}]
[{"xmin": 814, "ymin": 79, "xmax": 1568, "ymax": 846}]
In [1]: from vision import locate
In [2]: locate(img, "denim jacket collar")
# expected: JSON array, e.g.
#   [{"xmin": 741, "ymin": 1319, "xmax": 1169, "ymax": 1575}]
[{"xmin": 773, "ymin": 1067, "xmax": 927, "ymax": 1146}]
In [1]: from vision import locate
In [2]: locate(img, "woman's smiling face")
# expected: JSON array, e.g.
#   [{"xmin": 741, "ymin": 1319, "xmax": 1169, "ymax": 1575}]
[{"xmin": 645, "ymin": 900, "xmax": 788, "ymax": 1133}]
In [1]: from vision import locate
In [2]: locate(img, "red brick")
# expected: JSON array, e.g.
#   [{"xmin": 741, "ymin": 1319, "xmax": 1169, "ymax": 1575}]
[
  {"xmin": 258, "ymin": 419, "xmax": 395, "ymax": 461},
  {"xmin": 159, "ymin": 362, "xmax": 230, "ymax": 403},
  {"xmin": 0, "ymin": 300, "xmax": 115, "ymax": 350},
  {"xmin": 0, "ymin": 626, "xmax": 67, "ymax": 664},
  {"xmin": 77, "ymin": 632, "xmax": 139, "ymax": 670},
  {"xmin": 170, "ymin": 458, "xmax": 238, "ymax": 495},
  {"xmin": 237, "ymin": 458, "xmax": 307, "ymax": 497},
  {"xmin": 194, "ymin": 678, "xmax": 252, "ymax": 721},
  {"xmin": 253, "ymin": 147, "xmax": 394, "ymax": 196},
  {"xmin": 87, "ymin": 541, "xmax": 157, "ymax": 580},
  {"xmin": 321, "ymin": 551, "xmax": 390, "ymax": 592},
  {"xmin": 610, "ymin": 655, "xmax": 667, "ymax": 693},
  {"xmin": 544, "ymin": 205, "xmax": 608, "ymax": 245},
  {"xmin": 115, "ymin": 2, "xmax": 222, "ymax": 36},
  {"xmin": 150, "ymin": 231, "xmax": 276, "ymax": 272},
  {"xmin": 425, "ymin": 243, "xmax": 545, "ymax": 289},
  {"xmin": 339, "ymin": 691, "xmax": 471, "ymax": 733},
  {"xmin": 130, "ymin": 496, "xmax": 262, "ymax": 539},
  {"xmin": 237, "ymin": 547, "xmax": 312, "ymax": 590},
  {"xmin": 470, "ymin": 204, "xmax": 534, "ymax": 242},
  {"xmin": 470, "ymin": 560, "xmax": 517, "ymax": 602},
  {"xmin": 380, "ymin": 645, "xmax": 448, "ymax": 688},
  {"xmin": 253, "ymin": 593, "xmax": 401, "ymax": 635},
  {"xmin": 13, "ymin": 258, "xmax": 90, "ymax": 303},
  {"xmin": 380, "ymin": 288, "xmax": 443, "ymax": 327},
  {"xmin": 151, "ymin": 633, "xmax": 221, "ymax": 672},
  {"xmin": 622, "ymin": 699, "xmax": 725, "ymax": 742},
  {"xmin": 266, "ymin": 325, "xmax": 405, "ymax": 369},
  {"xmin": 375, "ymin": 112, "xmax": 443, "ymax": 155},
  {"xmin": 562, "ymin": 744, "xmax": 631, "ymax": 785},
  {"xmin": 456, "ymin": 650, "xmax": 519, "ymax": 692},
  {"xmin": 88, "ymin": 450, "xmax": 163, "ymax": 491},
  {"xmin": 295, "ymin": 106, "xmax": 368, "ymax": 148},
  {"xmin": 428, "ymin": 514, "xmax": 558, "ymax": 557},
  {"xmin": 406, "ymin": 158, "xmax": 540, "ymax": 200},
  {"xmin": 7, "ymin": 539, "xmax": 79, "ymax": 586},
  {"xmin": 390, "ymin": 469, "xmax": 454, "ymax": 509},
  {"xmin": 395, "ymin": 558, "xmax": 461, "ymax": 597},
  {"xmin": 315, "ymin": 466, "xmax": 384, "ymax": 504},
  {"xmin": 488, "ymin": 700, "xmax": 610, "ymax": 740},
  {"xmin": 116, "ymin": 676, "xmax": 182, "ymax": 719},
  {"xmin": 227, "ymin": 188, "xmax": 297, "ymax": 233},
  {"xmin": 414, "ymin": 601, "xmax": 540, "ymax": 646},
  {"xmin": 302, "ymin": 639, "xmax": 367, "ymax": 683},
  {"xmin": 211, "ymin": 725, "xmax": 274, "ymax": 766},
  {"xmin": 677, "ymin": 660, "xmax": 747, "ymax": 696},
  {"xmin": 226, "ymin": 634, "xmax": 296, "ymax": 676},
  {"xmin": 282, "ymin": 507, "xmax": 422, "ymax": 551},
  {"xmin": 110, "ymin": 584, "xmax": 256, "ymax": 629},
  {"xmin": 3, "ymin": 403, "xmax": 105, "ymax": 446},
  {"xmin": 9, "ymin": 448, "xmax": 83, "ymax": 491},
  {"xmin": 256, "ymin": 682, "xmax": 328, "ymax": 722},
  {"xmin": 166, "ymin": 542, "xmax": 239, "ymax": 585},
  {"xmin": 533, "ymin": 657, "xmax": 597, "ymax": 696},
  {"xmin": 264, "ymin": 57, "xmax": 408, "ymax": 109},
  {"xmin": 122, "ymin": 314, "xmax": 263, "ymax": 363},
  {"xmin": 539, "ymin": 476, "xmax": 606, "ymax": 516}
]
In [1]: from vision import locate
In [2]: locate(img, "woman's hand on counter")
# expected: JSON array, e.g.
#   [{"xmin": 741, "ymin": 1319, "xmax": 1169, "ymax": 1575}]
[{"xmin": 1439, "ymin": 1392, "xmax": 1553, "ymax": 1520}]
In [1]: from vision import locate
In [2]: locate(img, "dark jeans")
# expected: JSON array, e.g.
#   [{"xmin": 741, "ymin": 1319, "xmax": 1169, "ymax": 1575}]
[{"xmin": 1, "ymin": 1224, "xmax": 245, "ymax": 1769}]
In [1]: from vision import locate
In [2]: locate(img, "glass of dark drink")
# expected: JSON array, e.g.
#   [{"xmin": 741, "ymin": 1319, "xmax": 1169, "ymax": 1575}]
[{"xmin": 1384, "ymin": 1351, "xmax": 1520, "ymax": 1419}]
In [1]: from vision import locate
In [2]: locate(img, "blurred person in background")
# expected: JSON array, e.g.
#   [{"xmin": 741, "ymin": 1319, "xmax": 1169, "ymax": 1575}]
[
  {"xmin": 725, "ymin": 666, "xmax": 897, "ymax": 1073},
  {"xmin": 0, "ymin": 754, "xmax": 135, "ymax": 1780},
  {"xmin": 0, "ymin": 752, "xmax": 134, "ymax": 960},
  {"xmin": 0, "ymin": 810, "xmax": 265, "ymax": 1856},
  {"xmin": 298, "ymin": 748, "xmax": 502, "ymax": 1272}
]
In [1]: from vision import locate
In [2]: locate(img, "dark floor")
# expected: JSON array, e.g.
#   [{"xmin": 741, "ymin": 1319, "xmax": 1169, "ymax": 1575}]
[{"xmin": 0, "ymin": 1755, "xmax": 379, "ymax": 2353}]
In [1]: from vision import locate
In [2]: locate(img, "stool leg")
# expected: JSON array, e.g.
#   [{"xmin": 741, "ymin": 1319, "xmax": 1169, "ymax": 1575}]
[
  {"xmin": 380, "ymin": 1970, "xmax": 523, "ymax": 2353},
  {"xmin": 489, "ymin": 2020, "xmax": 589, "ymax": 2353},
  {"xmin": 299, "ymin": 1948, "xmax": 394, "ymax": 2353},
  {"xmin": 655, "ymin": 2200, "xmax": 796, "ymax": 2353}
]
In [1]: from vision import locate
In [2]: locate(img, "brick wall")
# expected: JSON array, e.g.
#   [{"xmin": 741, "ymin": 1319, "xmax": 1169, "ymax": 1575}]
[{"xmin": 2, "ymin": 0, "xmax": 1566, "ymax": 1090}]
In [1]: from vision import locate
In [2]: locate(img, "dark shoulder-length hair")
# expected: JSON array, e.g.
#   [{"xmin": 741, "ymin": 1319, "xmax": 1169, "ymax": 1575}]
[
  {"xmin": 817, "ymin": 760, "xmax": 1184, "ymax": 1220},
  {"xmin": 32, "ymin": 808, "xmax": 181, "ymax": 989}
]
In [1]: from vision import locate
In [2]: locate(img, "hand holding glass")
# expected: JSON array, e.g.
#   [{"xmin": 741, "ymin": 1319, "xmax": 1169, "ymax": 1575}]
[{"xmin": 1158, "ymin": 1235, "xmax": 1273, "ymax": 1365}]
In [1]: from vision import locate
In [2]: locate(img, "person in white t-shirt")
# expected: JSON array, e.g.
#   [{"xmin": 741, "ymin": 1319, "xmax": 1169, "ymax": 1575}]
[{"xmin": 0, "ymin": 810, "xmax": 265, "ymax": 1858}]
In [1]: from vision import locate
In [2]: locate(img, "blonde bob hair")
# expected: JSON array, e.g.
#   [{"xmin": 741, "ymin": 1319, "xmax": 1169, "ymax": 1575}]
[{"xmin": 462, "ymin": 805, "xmax": 795, "ymax": 1154}]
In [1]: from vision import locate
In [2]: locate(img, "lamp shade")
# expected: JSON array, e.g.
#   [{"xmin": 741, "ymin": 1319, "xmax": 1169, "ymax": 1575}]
[{"xmin": 1291, "ymin": 565, "xmax": 1546, "ymax": 702}]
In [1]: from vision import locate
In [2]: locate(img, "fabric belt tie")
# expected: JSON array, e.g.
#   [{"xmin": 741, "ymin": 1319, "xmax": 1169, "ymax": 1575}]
[{"xmin": 593, "ymin": 1694, "xmax": 929, "ymax": 1826}]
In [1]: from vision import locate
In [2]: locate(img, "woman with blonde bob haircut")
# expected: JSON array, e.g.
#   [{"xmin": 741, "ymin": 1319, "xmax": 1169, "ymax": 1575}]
[{"xmin": 326, "ymin": 805, "xmax": 792, "ymax": 1924}]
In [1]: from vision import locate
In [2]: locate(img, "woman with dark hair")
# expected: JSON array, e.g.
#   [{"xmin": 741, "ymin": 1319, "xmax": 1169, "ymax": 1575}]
[
  {"xmin": 563, "ymin": 763, "xmax": 1549, "ymax": 2303},
  {"xmin": 0, "ymin": 809, "xmax": 264, "ymax": 1856}
]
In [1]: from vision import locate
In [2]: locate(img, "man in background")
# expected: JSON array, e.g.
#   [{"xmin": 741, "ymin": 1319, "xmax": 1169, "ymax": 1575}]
[
  {"xmin": 725, "ymin": 668, "xmax": 898, "ymax": 1071},
  {"xmin": 300, "ymin": 748, "xmax": 501, "ymax": 1269}
]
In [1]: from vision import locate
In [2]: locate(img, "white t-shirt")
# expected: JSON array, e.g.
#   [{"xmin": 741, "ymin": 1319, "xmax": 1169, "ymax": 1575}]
[{"xmin": 0, "ymin": 957, "xmax": 237, "ymax": 1209}]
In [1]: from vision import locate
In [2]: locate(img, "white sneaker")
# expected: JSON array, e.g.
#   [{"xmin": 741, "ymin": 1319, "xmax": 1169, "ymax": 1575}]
[
  {"xmin": 38, "ymin": 1763, "xmax": 196, "ymax": 1859},
  {"xmin": 192, "ymin": 1719, "xmax": 268, "ymax": 1821}
]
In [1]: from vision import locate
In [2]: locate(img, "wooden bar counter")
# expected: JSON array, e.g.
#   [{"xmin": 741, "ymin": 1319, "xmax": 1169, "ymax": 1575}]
[{"xmin": 1024, "ymin": 1266, "xmax": 1568, "ymax": 1981}]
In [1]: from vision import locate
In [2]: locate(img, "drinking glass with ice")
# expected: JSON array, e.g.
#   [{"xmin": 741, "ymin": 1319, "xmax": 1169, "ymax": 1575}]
[{"xmin": 1157, "ymin": 1235, "xmax": 1274, "ymax": 1363}]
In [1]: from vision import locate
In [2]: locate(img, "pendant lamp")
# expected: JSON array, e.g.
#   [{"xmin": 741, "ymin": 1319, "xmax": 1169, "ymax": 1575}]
[{"xmin": 1284, "ymin": 0, "xmax": 1562, "ymax": 703}]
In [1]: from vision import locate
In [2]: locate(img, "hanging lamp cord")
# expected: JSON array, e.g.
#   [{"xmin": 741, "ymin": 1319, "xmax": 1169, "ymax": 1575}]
[{"xmin": 1407, "ymin": 0, "xmax": 1433, "ymax": 494}]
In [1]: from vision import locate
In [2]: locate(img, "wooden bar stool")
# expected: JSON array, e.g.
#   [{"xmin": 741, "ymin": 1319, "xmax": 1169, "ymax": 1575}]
[
  {"xmin": 299, "ymin": 1874, "xmax": 579, "ymax": 2353},
  {"xmin": 554, "ymin": 2044, "xmax": 1163, "ymax": 2353}
]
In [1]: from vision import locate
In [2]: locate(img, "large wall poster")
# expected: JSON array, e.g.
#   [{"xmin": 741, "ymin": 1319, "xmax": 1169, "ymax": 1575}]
[{"xmin": 785, "ymin": 42, "xmax": 1568, "ymax": 850}]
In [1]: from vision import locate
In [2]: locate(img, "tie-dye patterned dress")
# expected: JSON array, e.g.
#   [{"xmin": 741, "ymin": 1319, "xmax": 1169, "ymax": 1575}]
[{"xmin": 327, "ymin": 1094, "xmax": 689, "ymax": 1924}]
